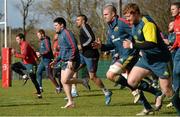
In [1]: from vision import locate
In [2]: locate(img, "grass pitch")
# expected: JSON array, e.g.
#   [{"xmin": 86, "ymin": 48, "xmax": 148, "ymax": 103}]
[{"xmin": 0, "ymin": 79, "xmax": 176, "ymax": 116}]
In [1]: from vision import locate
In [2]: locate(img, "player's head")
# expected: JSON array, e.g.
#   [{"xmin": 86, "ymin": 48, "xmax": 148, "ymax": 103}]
[
  {"xmin": 76, "ymin": 14, "xmax": 88, "ymax": 27},
  {"xmin": 37, "ymin": 29, "xmax": 45, "ymax": 40},
  {"xmin": 103, "ymin": 4, "xmax": 117, "ymax": 23},
  {"xmin": 123, "ymin": 3, "xmax": 140, "ymax": 25},
  {"xmin": 171, "ymin": 2, "xmax": 180, "ymax": 17},
  {"xmin": 16, "ymin": 33, "xmax": 25, "ymax": 44},
  {"xmin": 53, "ymin": 17, "xmax": 66, "ymax": 33}
]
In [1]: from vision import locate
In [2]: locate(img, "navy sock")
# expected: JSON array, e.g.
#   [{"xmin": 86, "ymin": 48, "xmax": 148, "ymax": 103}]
[
  {"xmin": 139, "ymin": 91, "xmax": 152, "ymax": 110},
  {"xmin": 115, "ymin": 75, "xmax": 133, "ymax": 90},
  {"xmin": 138, "ymin": 80, "xmax": 162, "ymax": 97}
]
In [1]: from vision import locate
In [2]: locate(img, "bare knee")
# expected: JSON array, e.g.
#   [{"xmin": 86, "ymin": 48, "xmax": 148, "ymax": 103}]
[
  {"xmin": 128, "ymin": 78, "xmax": 137, "ymax": 88},
  {"xmin": 106, "ymin": 71, "xmax": 115, "ymax": 80},
  {"xmin": 61, "ymin": 78, "xmax": 68, "ymax": 84}
]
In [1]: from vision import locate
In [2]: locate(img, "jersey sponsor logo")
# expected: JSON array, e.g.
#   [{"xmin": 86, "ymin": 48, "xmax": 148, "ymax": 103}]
[{"xmin": 112, "ymin": 37, "xmax": 121, "ymax": 42}]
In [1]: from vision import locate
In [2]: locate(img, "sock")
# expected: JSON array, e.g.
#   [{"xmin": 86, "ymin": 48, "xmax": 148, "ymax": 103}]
[
  {"xmin": 71, "ymin": 84, "xmax": 77, "ymax": 94},
  {"xmin": 115, "ymin": 75, "xmax": 134, "ymax": 90},
  {"xmin": 102, "ymin": 88, "xmax": 109, "ymax": 95},
  {"xmin": 138, "ymin": 91, "xmax": 153, "ymax": 110},
  {"xmin": 137, "ymin": 80, "xmax": 162, "ymax": 97}
]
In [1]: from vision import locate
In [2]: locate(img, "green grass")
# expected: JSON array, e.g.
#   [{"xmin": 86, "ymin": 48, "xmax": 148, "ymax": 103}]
[{"xmin": 0, "ymin": 79, "xmax": 177, "ymax": 116}]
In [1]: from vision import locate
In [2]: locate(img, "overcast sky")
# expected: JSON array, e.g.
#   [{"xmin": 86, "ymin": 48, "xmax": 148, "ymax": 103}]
[
  {"xmin": 0, "ymin": 0, "xmax": 22, "ymax": 28},
  {"xmin": 0, "ymin": 0, "xmax": 120, "ymax": 29}
]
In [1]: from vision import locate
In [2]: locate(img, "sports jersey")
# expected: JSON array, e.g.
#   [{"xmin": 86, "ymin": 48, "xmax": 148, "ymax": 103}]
[
  {"xmin": 132, "ymin": 15, "xmax": 171, "ymax": 62},
  {"xmin": 172, "ymin": 15, "xmax": 180, "ymax": 49},
  {"xmin": 101, "ymin": 16, "xmax": 138, "ymax": 64},
  {"xmin": 52, "ymin": 39, "xmax": 60, "ymax": 58},
  {"xmin": 79, "ymin": 23, "xmax": 99, "ymax": 58},
  {"xmin": 15, "ymin": 40, "xmax": 37, "ymax": 64},
  {"xmin": 56, "ymin": 28, "xmax": 79, "ymax": 62},
  {"xmin": 39, "ymin": 36, "xmax": 54, "ymax": 60}
]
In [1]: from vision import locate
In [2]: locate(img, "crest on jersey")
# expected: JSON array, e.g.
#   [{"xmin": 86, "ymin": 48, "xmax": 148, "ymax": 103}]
[
  {"xmin": 114, "ymin": 26, "xmax": 119, "ymax": 32},
  {"xmin": 138, "ymin": 29, "xmax": 142, "ymax": 34}
]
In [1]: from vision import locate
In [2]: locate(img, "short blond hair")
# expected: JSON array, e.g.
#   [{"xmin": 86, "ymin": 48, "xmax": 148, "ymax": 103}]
[{"xmin": 123, "ymin": 3, "xmax": 140, "ymax": 15}]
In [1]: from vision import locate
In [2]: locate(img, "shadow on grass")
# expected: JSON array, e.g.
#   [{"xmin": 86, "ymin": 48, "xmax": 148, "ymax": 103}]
[
  {"xmin": 110, "ymin": 102, "xmax": 135, "ymax": 107},
  {"xmin": 79, "ymin": 87, "xmax": 123, "ymax": 93},
  {"xmin": 0, "ymin": 102, "xmax": 50, "ymax": 107},
  {"xmin": 79, "ymin": 93, "xmax": 103, "ymax": 98},
  {"xmin": 161, "ymin": 111, "xmax": 176, "ymax": 115}
]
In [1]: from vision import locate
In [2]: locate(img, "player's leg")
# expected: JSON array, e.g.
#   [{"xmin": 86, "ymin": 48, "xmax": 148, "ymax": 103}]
[
  {"xmin": 36, "ymin": 61, "xmax": 45, "ymax": 92},
  {"xmin": 128, "ymin": 66, "xmax": 154, "ymax": 115},
  {"xmin": 45, "ymin": 61, "xmax": 60, "ymax": 92},
  {"xmin": 26, "ymin": 64, "xmax": 42, "ymax": 98},
  {"xmin": 84, "ymin": 56, "xmax": 112, "ymax": 105},
  {"xmin": 11, "ymin": 62, "xmax": 27, "ymax": 76}
]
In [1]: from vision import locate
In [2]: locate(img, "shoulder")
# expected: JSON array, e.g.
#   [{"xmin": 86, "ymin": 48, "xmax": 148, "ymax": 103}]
[
  {"xmin": 143, "ymin": 21, "xmax": 156, "ymax": 30},
  {"xmin": 117, "ymin": 17, "xmax": 131, "ymax": 28},
  {"xmin": 22, "ymin": 41, "xmax": 29, "ymax": 46},
  {"xmin": 118, "ymin": 17, "xmax": 129, "ymax": 25},
  {"xmin": 62, "ymin": 29, "xmax": 74, "ymax": 39}
]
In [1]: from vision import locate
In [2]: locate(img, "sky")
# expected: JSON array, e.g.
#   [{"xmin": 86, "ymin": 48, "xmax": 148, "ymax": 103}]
[
  {"xmin": 0, "ymin": 0, "xmax": 121, "ymax": 29},
  {"xmin": 0, "ymin": 0, "xmax": 22, "ymax": 28},
  {"xmin": 0, "ymin": 0, "xmax": 50, "ymax": 29}
]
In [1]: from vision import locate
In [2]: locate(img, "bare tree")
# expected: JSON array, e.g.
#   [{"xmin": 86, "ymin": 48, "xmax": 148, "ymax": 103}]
[
  {"xmin": 129, "ymin": 0, "xmax": 176, "ymax": 34},
  {"xmin": 15, "ymin": 0, "xmax": 34, "ymax": 35},
  {"xmin": 35, "ymin": 0, "xmax": 111, "ymax": 43}
]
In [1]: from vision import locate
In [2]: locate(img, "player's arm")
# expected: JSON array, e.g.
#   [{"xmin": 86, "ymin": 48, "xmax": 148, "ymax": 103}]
[
  {"xmin": 14, "ymin": 43, "xmax": 28, "ymax": 59},
  {"xmin": 40, "ymin": 38, "xmax": 51, "ymax": 56},
  {"xmin": 101, "ymin": 32, "xmax": 115, "ymax": 51},
  {"xmin": 65, "ymin": 31, "xmax": 77, "ymax": 61},
  {"xmin": 81, "ymin": 24, "xmax": 93, "ymax": 47}
]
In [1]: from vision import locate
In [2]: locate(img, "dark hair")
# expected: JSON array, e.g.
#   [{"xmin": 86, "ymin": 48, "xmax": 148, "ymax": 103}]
[
  {"xmin": 38, "ymin": 29, "xmax": 45, "ymax": 35},
  {"xmin": 16, "ymin": 33, "xmax": 25, "ymax": 40},
  {"xmin": 53, "ymin": 17, "xmax": 66, "ymax": 28},
  {"xmin": 104, "ymin": 4, "xmax": 117, "ymax": 15},
  {"xmin": 171, "ymin": 2, "xmax": 180, "ymax": 9},
  {"xmin": 77, "ymin": 14, "xmax": 88, "ymax": 23}
]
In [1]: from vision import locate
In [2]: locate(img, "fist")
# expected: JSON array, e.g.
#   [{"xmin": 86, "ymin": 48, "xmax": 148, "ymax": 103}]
[
  {"xmin": 36, "ymin": 52, "xmax": 41, "ymax": 58},
  {"xmin": 11, "ymin": 49, "xmax": 16, "ymax": 55}
]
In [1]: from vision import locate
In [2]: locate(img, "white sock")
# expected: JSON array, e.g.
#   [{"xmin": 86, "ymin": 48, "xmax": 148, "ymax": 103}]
[
  {"xmin": 71, "ymin": 84, "xmax": 77, "ymax": 94},
  {"xmin": 102, "ymin": 88, "xmax": 109, "ymax": 95}
]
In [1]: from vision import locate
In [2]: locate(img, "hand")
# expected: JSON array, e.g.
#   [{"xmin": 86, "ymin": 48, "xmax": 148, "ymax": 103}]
[
  {"xmin": 49, "ymin": 61, "xmax": 55, "ymax": 68},
  {"xmin": 92, "ymin": 38, "xmax": 102, "ymax": 49},
  {"xmin": 67, "ymin": 61, "xmax": 73, "ymax": 70},
  {"xmin": 163, "ymin": 39, "xmax": 170, "ymax": 45},
  {"xmin": 169, "ymin": 46, "xmax": 174, "ymax": 52},
  {"xmin": 11, "ymin": 48, "xmax": 16, "ymax": 55},
  {"xmin": 78, "ymin": 45, "xmax": 82, "ymax": 50},
  {"xmin": 36, "ymin": 52, "xmax": 41, "ymax": 58},
  {"xmin": 123, "ymin": 39, "xmax": 132, "ymax": 49}
]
